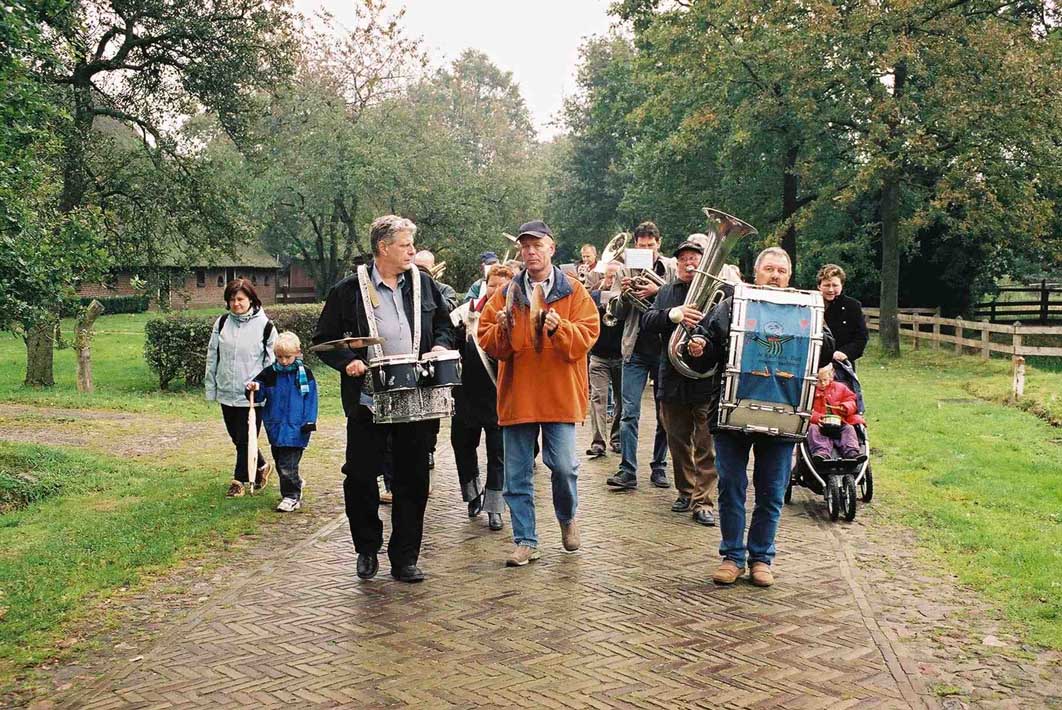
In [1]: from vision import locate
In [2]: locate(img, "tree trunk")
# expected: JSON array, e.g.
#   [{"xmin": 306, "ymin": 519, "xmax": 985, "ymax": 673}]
[
  {"xmin": 878, "ymin": 60, "xmax": 907, "ymax": 358},
  {"xmin": 879, "ymin": 176, "xmax": 901, "ymax": 356},
  {"xmin": 75, "ymin": 300, "xmax": 105, "ymax": 393},
  {"xmin": 24, "ymin": 321, "xmax": 56, "ymax": 387},
  {"xmin": 27, "ymin": 77, "xmax": 94, "ymax": 386},
  {"xmin": 781, "ymin": 141, "xmax": 799, "ymax": 271}
]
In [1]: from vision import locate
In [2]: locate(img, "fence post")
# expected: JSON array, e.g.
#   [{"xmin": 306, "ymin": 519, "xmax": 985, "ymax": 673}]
[
  {"xmin": 932, "ymin": 307, "xmax": 942, "ymax": 350},
  {"xmin": 954, "ymin": 316, "xmax": 964, "ymax": 354},
  {"xmin": 1040, "ymin": 279, "xmax": 1049, "ymax": 325},
  {"xmin": 1012, "ymin": 356, "xmax": 1026, "ymax": 399},
  {"xmin": 913, "ymin": 316, "xmax": 920, "ymax": 350},
  {"xmin": 980, "ymin": 321, "xmax": 990, "ymax": 360}
]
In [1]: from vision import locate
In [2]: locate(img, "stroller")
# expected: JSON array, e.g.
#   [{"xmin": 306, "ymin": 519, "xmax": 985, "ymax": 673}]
[{"xmin": 785, "ymin": 359, "xmax": 873, "ymax": 521}]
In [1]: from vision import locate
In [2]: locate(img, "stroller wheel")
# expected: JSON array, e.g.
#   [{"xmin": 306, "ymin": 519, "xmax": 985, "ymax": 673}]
[
  {"xmin": 842, "ymin": 474, "xmax": 857, "ymax": 521},
  {"xmin": 826, "ymin": 477, "xmax": 841, "ymax": 522},
  {"xmin": 860, "ymin": 464, "xmax": 874, "ymax": 503}
]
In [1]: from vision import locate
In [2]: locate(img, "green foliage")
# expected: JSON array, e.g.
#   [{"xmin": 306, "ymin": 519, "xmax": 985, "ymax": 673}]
[
  {"xmin": 144, "ymin": 315, "xmax": 214, "ymax": 390},
  {"xmin": 559, "ymin": 1, "xmax": 1062, "ymax": 317},
  {"xmin": 144, "ymin": 305, "xmax": 324, "ymax": 390},
  {"xmin": 77, "ymin": 295, "xmax": 149, "ymax": 315},
  {"xmin": 268, "ymin": 304, "xmax": 325, "ymax": 365}
]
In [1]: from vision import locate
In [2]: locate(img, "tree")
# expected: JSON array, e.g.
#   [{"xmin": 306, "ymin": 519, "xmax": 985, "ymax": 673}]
[
  {"xmin": 15, "ymin": 0, "xmax": 297, "ymax": 385},
  {"xmin": 252, "ymin": 4, "xmax": 427, "ymax": 295}
]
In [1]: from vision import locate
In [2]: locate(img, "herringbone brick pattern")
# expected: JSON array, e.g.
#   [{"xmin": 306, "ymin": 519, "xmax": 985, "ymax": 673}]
[{"xmin": 61, "ymin": 404, "xmax": 921, "ymax": 709}]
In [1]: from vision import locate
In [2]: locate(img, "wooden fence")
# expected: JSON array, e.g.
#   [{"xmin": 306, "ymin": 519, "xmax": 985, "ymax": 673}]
[
  {"xmin": 972, "ymin": 280, "xmax": 1062, "ymax": 324},
  {"xmin": 863, "ymin": 307, "xmax": 1062, "ymax": 397}
]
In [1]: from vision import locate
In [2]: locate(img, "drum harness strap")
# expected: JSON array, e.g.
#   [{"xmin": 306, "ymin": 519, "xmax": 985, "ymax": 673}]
[{"xmin": 356, "ymin": 263, "xmax": 423, "ymax": 361}]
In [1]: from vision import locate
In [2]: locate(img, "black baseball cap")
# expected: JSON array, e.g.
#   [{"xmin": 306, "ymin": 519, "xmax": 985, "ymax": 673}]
[
  {"xmin": 674, "ymin": 240, "xmax": 705, "ymax": 257},
  {"xmin": 517, "ymin": 220, "xmax": 554, "ymax": 241}
]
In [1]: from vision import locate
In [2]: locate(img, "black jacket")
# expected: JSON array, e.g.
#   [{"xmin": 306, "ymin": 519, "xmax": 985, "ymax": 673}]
[
  {"xmin": 640, "ymin": 281, "xmax": 714, "ymax": 405},
  {"xmin": 453, "ymin": 316, "xmax": 498, "ymax": 426},
  {"xmin": 590, "ymin": 290, "xmax": 623, "ymax": 359},
  {"xmin": 687, "ymin": 297, "xmax": 835, "ymax": 434},
  {"xmin": 313, "ymin": 268, "xmax": 455, "ymax": 416},
  {"xmin": 824, "ymin": 294, "xmax": 868, "ymax": 362}
]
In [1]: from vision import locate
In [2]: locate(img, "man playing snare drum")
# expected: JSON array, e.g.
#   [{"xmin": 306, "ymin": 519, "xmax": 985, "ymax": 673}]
[
  {"xmin": 313, "ymin": 215, "xmax": 454, "ymax": 584},
  {"xmin": 685, "ymin": 247, "xmax": 834, "ymax": 588}
]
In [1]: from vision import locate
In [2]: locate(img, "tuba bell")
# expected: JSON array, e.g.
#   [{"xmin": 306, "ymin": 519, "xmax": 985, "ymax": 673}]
[{"xmin": 667, "ymin": 208, "xmax": 757, "ymax": 379}]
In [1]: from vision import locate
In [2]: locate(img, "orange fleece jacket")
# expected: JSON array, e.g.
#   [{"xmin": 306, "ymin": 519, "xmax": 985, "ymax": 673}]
[{"xmin": 478, "ymin": 270, "xmax": 600, "ymax": 426}]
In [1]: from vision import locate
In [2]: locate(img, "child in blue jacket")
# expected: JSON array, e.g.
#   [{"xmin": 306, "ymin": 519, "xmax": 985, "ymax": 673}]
[{"xmin": 247, "ymin": 331, "xmax": 318, "ymax": 512}]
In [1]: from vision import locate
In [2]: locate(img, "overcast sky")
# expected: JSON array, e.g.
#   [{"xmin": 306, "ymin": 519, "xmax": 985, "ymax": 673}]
[{"xmin": 292, "ymin": 0, "xmax": 617, "ymax": 139}]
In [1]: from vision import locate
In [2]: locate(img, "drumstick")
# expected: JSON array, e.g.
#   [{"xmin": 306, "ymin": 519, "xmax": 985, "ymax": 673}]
[{"xmin": 247, "ymin": 389, "xmax": 257, "ymax": 494}]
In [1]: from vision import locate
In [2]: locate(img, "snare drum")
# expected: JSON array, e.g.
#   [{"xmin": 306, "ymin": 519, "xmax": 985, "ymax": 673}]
[
  {"xmin": 370, "ymin": 354, "xmax": 420, "ymax": 392},
  {"xmin": 419, "ymin": 350, "xmax": 462, "ymax": 388},
  {"xmin": 373, "ymin": 387, "xmax": 454, "ymax": 424},
  {"xmin": 718, "ymin": 283, "xmax": 825, "ymax": 439}
]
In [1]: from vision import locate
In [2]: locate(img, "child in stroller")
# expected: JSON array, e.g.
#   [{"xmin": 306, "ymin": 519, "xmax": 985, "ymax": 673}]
[
  {"xmin": 808, "ymin": 365, "xmax": 866, "ymax": 464},
  {"xmin": 786, "ymin": 359, "xmax": 873, "ymax": 521}
]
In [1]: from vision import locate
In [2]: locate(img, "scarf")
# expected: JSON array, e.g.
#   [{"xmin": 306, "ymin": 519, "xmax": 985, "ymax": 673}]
[{"xmin": 274, "ymin": 359, "xmax": 310, "ymax": 395}]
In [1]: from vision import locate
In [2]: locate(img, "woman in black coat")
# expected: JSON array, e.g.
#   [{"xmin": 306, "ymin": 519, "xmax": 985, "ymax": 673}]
[{"xmin": 817, "ymin": 264, "xmax": 868, "ymax": 366}]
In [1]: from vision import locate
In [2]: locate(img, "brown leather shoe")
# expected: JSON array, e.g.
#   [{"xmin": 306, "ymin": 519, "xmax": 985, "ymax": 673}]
[
  {"xmin": 749, "ymin": 562, "xmax": 775, "ymax": 587},
  {"xmin": 225, "ymin": 480, "xmax": 245, "ymax": 498},
  {"xmin": 712, "ymin": 559, "xmax": 744, "ymax": 585},
  {"xmin": 254, "ymin": 461, "xmax": 272, "ymax": 490},
  {"xmin": 560, "ymin": 519, "xmax": 581, "ymax": 552}
]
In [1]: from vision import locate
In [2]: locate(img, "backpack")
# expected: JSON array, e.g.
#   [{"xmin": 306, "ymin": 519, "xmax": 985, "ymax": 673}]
[{"xmin": 216, "ymin": 313, "xmax": 274, "ymax": 365}]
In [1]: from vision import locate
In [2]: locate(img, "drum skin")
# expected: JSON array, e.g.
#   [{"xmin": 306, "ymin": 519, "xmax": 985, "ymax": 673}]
[{"xmin": 718, "ymin": 283, "xmax": 825, "ymax": 440}]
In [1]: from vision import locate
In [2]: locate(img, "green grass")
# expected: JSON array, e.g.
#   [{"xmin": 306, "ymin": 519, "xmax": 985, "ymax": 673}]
[
  {"xmin": 859, "ymin": 344, "xmax": 1062, "ymax": 649},
  {"xmin": 0, "ymin": 310, "xmax": 345, "ymax": 419},
  {"xmin": 0, "ymin": 441, "xmax": 277, "ymax": 685}
]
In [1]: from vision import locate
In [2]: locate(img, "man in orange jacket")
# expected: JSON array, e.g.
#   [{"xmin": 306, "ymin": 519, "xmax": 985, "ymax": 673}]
[{"xmin": 479, "ymin": 220, "xmax": 601, "ymax": 567}]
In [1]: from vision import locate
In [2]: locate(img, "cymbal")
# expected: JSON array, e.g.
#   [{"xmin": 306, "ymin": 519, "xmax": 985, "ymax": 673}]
[{"xmin": 308, "ymin": 336, "xmax": 385, "ymax": 352}]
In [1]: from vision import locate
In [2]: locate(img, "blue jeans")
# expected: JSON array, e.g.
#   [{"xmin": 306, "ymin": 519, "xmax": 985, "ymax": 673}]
[
  {"xmin": 502, "ymin": 423, "xmax": 579, "ymax": 548},
  {"xmin": 619, "ymin": 354, "xmax": 668, "ymax": 477},
  {"xmin": 714, "ymin": 431, "xmax": 795, "ymax": 568}
]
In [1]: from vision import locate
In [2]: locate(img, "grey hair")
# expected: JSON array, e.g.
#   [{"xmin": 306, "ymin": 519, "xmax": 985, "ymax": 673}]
[
  {"xmin": 754, "ymin": 246, "xmax": 791, "ymax": 272},
  {"xmin": 370, "ymin": 215, "xmax": 417, "ymax": 255}
]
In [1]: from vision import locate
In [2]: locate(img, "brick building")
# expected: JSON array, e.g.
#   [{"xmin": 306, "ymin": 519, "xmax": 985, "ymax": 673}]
[{"xmin": 76, "ymin": 247, "xmax": 281, "ymax": 309}]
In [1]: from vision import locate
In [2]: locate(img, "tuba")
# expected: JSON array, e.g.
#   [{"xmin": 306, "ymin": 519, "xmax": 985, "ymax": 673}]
[{"xmin": 667, "ymin": 208, "xmax": 757, "ymax": 379}]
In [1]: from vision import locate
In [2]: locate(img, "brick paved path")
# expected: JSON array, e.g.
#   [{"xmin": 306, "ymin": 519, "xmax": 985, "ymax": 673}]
[{"xmin": 59, "ymin": 407, "xmax": 928, "ymax": 709}]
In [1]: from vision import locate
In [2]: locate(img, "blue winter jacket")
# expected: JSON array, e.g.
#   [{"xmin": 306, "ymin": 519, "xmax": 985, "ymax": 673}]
[{"xmin": 251, "ymin": 363, "xmax": 319, "ymax": 448}]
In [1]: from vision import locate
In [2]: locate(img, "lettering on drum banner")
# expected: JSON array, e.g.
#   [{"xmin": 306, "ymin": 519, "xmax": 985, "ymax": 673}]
[{"xmin": 737, "ymin": 301, "xmax": 812, "ymax": 407}]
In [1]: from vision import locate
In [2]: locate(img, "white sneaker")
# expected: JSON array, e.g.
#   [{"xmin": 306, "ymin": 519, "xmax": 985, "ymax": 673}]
[{"xmin": 276, "ymin": 497, "xmax": 301, "ymax": 513}]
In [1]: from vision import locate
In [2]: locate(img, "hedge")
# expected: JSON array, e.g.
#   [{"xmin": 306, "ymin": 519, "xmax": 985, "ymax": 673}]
[
  {"xmin": 79, "ymin": 294, "xmax": 150, "ymax": 314},
  {"xmin": 144, "ymin": 304, "xmax": 324, "ymax": 390}
]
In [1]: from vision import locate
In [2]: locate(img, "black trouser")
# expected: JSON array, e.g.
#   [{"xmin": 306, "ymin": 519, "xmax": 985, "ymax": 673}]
[
  {"xmin": 426, "ymin": 418, "xmax": 440, "ymax": 454},
  {"xmin": 450, "ymin": 416, "xmax": 503, "ymax": 501},
  {"xmin": 221, "ymin": 404, "xmax": 265, "ymax": 483},
  {"xmin": 343, "ymin": 406, "xmax": 431, "ymax": 568},
  {"xmin": 271, "ymin": 446, "xmax": 304, "ymax": 499}
]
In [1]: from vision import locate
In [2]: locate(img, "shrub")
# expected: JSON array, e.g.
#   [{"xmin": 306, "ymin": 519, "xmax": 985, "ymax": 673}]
[
  {"xmin": 143, "ymin": 304, "xmax": 324, "ymax": 390},
  {"xmin": 266, "ymin": 304, "xmax": 324, "ymax": 365},
  {"xmin": 144, "ymin": 315, "xmax": 214, "ymax": 390},
  {"xmin": 79, "ymin": 294, "xmax": 150, "ymax": 314}
]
